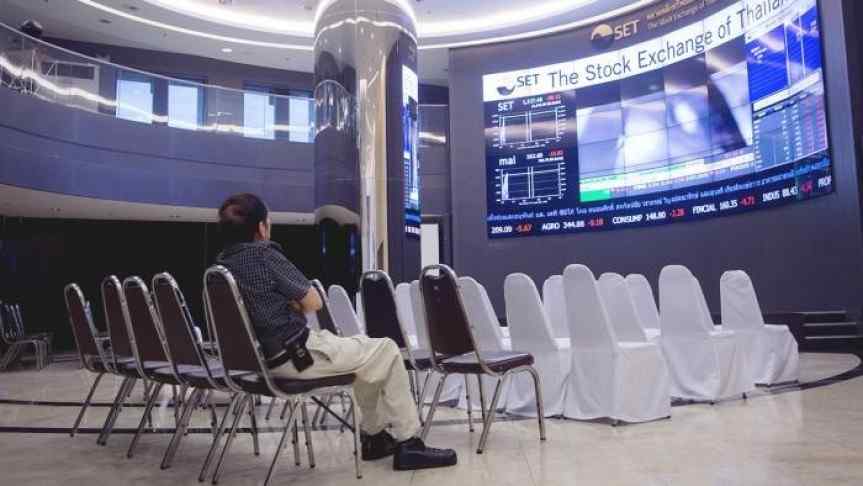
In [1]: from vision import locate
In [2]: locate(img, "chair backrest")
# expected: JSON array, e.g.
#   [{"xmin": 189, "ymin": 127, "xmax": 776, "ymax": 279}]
[
  {"xmin": 151, "ymin": 273, "xmax": 210, "ymax": 373},
  {"xmin": 693, "ymin": 276, "xmax": 716, "ymax": 331},
  {"xmin": 542, "ymin": 275, "xmax": 569, "ymax": 339},
  {"xmin": 11, "ymin": 304, "xmax": 25, "ymax": 336},
  {"xmin": 122, "ymin": 277, "xmax": 170, "ymax": 367},
  {"xmin": 101, "ymin": 275, "xmax": 135, "ymax": 363},
  {"xmin": 562, "ymin": 264, "xmax": 617, "ymax": 351},
  {"xmin": 625, "ymin": 274, "xmax": 661, "ymax": 331},
  {"xmin": 203, "ymin": 266, "xmax": 268, "ymax": 382},
  {"xmin": 420, "ymin": 265, "xmax": 477, "ymax": 363},
  {"xmin": 311, "ymin": 280, "xmax": 341, "ymax": 335},
  {"xmin": 64, "ymin": 283, "xmax": 104, "ymax": 372},
  {"xmin": 409, "ymin": 280, "xmax": 431, "ymax": 351},
  {"xmin": 598, "ymin": 273, "xmax": 648, "ymax": 343},
  {"xmin": 459, "ymin": 277, "xmax": 505, "ymax": 351},
  {"xmin": 0, "ymin": 304, "xmax": 15, "ymax": 345},
  {"xmin": 720, "ymin": 270, "xmax": 766, "ymax": 331},
  {"xmin": 505, "ymin": 273, "xmax": 559, "ymax": 351},
  {"xmin": 355, "ymin": 291, "xmax": 365, "ymax": 330},
  {"xmin": 395, "ymin": 283, "xmax": 419, "ymax": 338},
  {"xmin": 359, "ymin": 271, "xmax": 409, "ymax": 349},
  {"xmin": 327, "ymin": 285, "xmax": 363, "ymax": 337},
  {"xmin": 659, "ymin": 265, "xmax": 711, "ymax": 338}
]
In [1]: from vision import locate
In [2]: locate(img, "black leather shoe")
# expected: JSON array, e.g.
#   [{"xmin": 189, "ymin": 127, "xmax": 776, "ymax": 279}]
[
  {"xmin": 393, "ymin": 437, "xmax": 458, "ymax": 471},
  {"xmin": 361, "ymin": 430, "xmax": 398, "ymax": 461}
]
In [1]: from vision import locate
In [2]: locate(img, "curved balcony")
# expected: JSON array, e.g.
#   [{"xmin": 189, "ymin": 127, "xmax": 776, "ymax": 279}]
[{"xmin": 0, "ymin": 21, "xmax": 317, "ymax": 219}]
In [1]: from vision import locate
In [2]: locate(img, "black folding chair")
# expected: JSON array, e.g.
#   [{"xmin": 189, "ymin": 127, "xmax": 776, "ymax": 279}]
[
  {"xmin": 152, "ymin": 272, "xmax": 266, "ymax": 478},
  {"xmin": 97, "ymin": 275, "xmax": 146, "ymax": 446},
  {"xmin": 419, "ymin": 264, "xmax": 546, "ymax": 454},
  {"xmin": 11, "ymin": 304, "xmax": 53, "ymax": 361},
  {"xmin": 204, "ymin": 265, "xmax": 361, "ymax": 485},
  {"xmin": 360, "ymin": 271, "xmax": 435, "ymax": 417},
  {"xmin": 64, "ymin": 283, "xmax": 114, "ymax": 436},
  {"xmin": 0, "ymin": 303, "xmax": 47, "ymax": 370}
]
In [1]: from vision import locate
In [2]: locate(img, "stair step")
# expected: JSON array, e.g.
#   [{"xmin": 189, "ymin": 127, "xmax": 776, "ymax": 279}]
[
  {"xmin": 804, "ymin": 334, "xmax": 863, "ymax": 341},
  {"xmin": 798, "ymin": 311, "xmax": 849, "ymax": 324},
  {"xmin": 802, "ymin": 322, "xmax": 860, "ymax": 336}
]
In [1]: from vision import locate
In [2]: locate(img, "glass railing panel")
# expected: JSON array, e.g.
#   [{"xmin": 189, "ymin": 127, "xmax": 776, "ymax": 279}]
[{"xmin": 0, "ymin": 21, "xmax": 315, "ymax": 143}]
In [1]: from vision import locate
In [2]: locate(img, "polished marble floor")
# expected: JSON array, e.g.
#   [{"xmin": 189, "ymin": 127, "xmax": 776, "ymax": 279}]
[{"xmin": 1, "ymin": 353, "xmax": 863, "ymax": 485}]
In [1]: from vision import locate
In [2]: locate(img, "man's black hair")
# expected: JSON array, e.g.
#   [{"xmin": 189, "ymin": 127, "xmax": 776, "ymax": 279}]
[{"xmin": 218, "ymin": 193, "xmax": 269, "ymax": 247}]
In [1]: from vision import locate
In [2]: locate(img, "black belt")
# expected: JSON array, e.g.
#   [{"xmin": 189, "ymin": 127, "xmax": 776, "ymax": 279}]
[{"xmin": 265, "ymin": 327, "xmax": 311, "ymax": 370}]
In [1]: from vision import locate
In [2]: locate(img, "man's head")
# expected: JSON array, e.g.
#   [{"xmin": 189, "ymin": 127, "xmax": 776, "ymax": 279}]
[{"xmin": 218, "ymin": 193, "xmax": 271, "ymax": 246}]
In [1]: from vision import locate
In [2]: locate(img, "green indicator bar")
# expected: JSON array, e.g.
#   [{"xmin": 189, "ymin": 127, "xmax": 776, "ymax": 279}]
[{"xmin": 580, "ymin": 189, "xmax": 611, "ymax": 202}]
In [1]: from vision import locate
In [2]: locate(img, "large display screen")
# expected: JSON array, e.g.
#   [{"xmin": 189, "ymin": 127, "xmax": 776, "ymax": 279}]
[
  {"xmin": 483, "ymin": 0, "xmax": 832, "ymax": 238},
  {"xmin": 403, "ymin": 65, "xmax": 421, "ymax": 237}
]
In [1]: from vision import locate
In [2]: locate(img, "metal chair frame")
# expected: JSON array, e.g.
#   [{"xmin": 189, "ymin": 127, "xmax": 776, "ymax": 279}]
[
  {"xmin": 0, "ymin": 303, "xmax": 47, "ymax": 370},
  {"xmin": 204, "ymin": 265, "xmax": 362, "ymax": 485},
  {"xmin": 418, "ymin": 264, "xmax": 547, "ymax": 454}
]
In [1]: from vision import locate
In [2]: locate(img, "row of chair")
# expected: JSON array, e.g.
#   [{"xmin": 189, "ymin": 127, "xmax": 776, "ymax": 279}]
[
  {"xmin": 65, "ymin": 270, "xmax": 360, "ymax": 486},
  {"xmin": 1, "ymin": 302, "xmax": 52, "ymax": 370},
  {"xmin": 316, "ymin": 265, "xmax": 798, "ymax": 426}
]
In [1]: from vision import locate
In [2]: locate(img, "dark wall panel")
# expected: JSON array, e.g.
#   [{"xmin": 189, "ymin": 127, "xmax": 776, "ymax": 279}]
[
  {"xmin": 0, "ymin": 216, "xmax": 321, "ymax": 353},
  {"xmin": 447, "ymin": 0, "xmax": 863, "ymax": 318}
]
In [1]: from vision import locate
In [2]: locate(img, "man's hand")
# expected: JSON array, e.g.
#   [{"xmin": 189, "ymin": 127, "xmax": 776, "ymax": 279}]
[
  {"xmin": 289, "ymin": 301, "xmax": 304, "ymax": 313},
  {"xmin": 292, "ymin": 287, "xmax": 323, "ymax": 314}
]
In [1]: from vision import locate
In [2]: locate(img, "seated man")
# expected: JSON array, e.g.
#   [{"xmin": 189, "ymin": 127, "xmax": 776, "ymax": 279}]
[{"xmin": 216, "ymin": 193, "xmax": 456, "ymax": 471}]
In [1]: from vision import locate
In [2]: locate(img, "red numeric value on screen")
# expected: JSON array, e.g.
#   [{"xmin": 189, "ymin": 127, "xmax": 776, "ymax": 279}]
[
  {"xmin": 588, "ymin": 218, "xmax": 605, "ymax": 228},
  {"xmin": 740, "ymin": 195, "xmax": 756, "ymax": 207},
  {"xmin": 515, "ymin": 223, "xmax": 533, "ymax": 234},
  {"xmin": 670, "ymin": 208, "xmax": 686, "ymax": 218}
]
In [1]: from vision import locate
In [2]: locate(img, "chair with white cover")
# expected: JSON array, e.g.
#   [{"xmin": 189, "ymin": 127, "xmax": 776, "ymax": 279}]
[
  {"xmin": 625, "ymin": 274, "xmax": 662, "ymax": 340},
  {"xmin": 542, "ymin": 275, "xmax": 570, "ymax": 339},
  {"xmin": 721, "ymin": 270, "xmax": 799, "ymax": 385},
  {"xmin": 327, "ymin": 285, "xmax": 363, "ymax": 337},
  {"xmin": 459, "ymin": 277, "xmax": 510, "ymax": 414},
  {"xmin": 599, "ymin": 273, "xmax": 649, "ymax": 343},
  {"xmin": 395, "ymin": 283, "xmax": 419, "ymax": 346},
  {"xmin": 563, "ymin": 265, "xmax": 671, "ymax": 423},
  {"xmin": 659, "ymin": 265, "xmax": 754, "ymax": 401},
  {"xmin": 410, "ymin": 281, "xmax": 462, "ymax": 405},
  {"xmin": 504, "ymin": 273, "xmax": 569, "ymax": 417}
]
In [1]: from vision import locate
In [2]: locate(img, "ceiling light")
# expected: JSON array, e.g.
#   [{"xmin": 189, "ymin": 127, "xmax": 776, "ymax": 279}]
[
  {"xmin": 143, "ymin": 0, "xmax": 313, "ymax": 36},
  {"xmin": 221, "ymin": 47, "xmax": 233, "ymax": 53},
  {"xmin": 73, "ymin": 0, "xmax": 313, "ymax": 50}
]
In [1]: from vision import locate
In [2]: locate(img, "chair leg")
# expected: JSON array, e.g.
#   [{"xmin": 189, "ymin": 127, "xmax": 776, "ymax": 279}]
[
  {"xmin": 477, "ymin": 374, "xmax": 487, "ymax": 424},
  {"xmin": 128, "ymin": 382, "xmax": 165, "ymax": 458},
  {"xmin": 464, "ymin": 374, "xmax": 474, "ymax": 432},
  {"xmin": 265, "ymin": 397, "xmax": 278, "ymax": 421},
  {"xmin": 349, "ymin": 390, "xmax": 363, "ymax": 479},
  {"xmin": 525, "ymin": 366, "xmax": 547, "ymax": 442},
  {"xmin": 420, "ymin": 373, "xmax": 448, "ymax": 441},
  {"xmin": 280, "ymin": 400, "xmax": 291, "ymax": 421},
  {"xmin": 98, "ymin": 377, "xmax": 135, "ymax": 446},
  {"xmin": 477, "ymin": 377, "xmax": 505, "ymax": 454},
  {"xmin": 212, "ymin": 394, "xmax": 250, "ymax": 485},
  {"xmin": 301, "ymin": 401, "xmax": 315, "ymax": 468},
  {"xmin": 248, "ymin": 397, "xmax": 260, "ymax": 456},
  {"xmin": 292, "ymin": 421, "xmax": 301, "ymax": 466},
  {"xmin": 416, "ymin": 372, "xmax": 433, "ymax": 424},
  {"xmin": 162, "ymin": 388, "xmax": 204, "ymax": 469},
  {"xmin": 71, "ymin": 372, "xmax": 104, "ymax": 437},
  {"xmin": 264, "ymin": 400, "xmax": 299, "ymax": 486},
  {"xmin": 199, "ymin": 393, "xmax": 240, "ymax": 483}
]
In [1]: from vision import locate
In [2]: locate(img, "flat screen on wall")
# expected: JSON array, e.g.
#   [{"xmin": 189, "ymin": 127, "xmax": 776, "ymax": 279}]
[
  {"xmin": 483, "ymin": 0, "xmax": 832, "ymax": 238},
  {"xmin": 403, "ymin": 65, "xmax": 421, "ymax": 237}
]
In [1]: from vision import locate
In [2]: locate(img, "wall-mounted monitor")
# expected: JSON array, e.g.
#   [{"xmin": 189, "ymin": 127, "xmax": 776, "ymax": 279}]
[{"xmin": 483, "ymin": 0, "xmax": 832, "ymax": 238}]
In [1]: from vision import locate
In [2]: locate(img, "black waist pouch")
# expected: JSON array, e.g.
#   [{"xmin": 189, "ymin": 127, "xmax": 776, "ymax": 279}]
[{"xmin": 266, "ymin": 327, "xmax": 314, "ymax": 372}]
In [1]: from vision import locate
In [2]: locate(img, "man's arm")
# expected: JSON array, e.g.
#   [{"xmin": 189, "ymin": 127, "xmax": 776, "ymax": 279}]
[{"xmin": 264, "ymin": 251, "xmax": 322, "ymax": 313}]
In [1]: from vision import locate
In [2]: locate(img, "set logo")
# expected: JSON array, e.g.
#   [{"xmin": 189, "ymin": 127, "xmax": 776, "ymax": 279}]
[
  {"xmin": 497, "ymin": 84, "xmax": 517, "ymax": 96},
  {"xmin": 590, "ymin": 19, "xmax": 640, "ymax": 50}
]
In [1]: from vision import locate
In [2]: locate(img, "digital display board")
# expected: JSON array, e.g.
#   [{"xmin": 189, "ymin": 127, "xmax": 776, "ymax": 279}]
[
  {"xmin": 483, "ymin": 0, "xmax": 832, "ymax": 238},
  {"xmin": 403, "ymin": 65, "xmax": 421, "ymax": 237}
]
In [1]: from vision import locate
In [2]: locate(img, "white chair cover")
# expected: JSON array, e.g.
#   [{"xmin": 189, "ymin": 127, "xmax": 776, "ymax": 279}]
[
  {"xmin": 458, "ymin": 277, "xmax": 511, "ymax": 411},
  {"xmin": 395, "ymin": 283, "xmax": 419, "ymax": 346},
  {"xmin": 721, "ymin": 270, "xmax": 799, "ymax": 385},
  {"xmin": 542, "ymin": 275, "xmax": 570, "ymax": 339},
  {"xmin": 355, "ymin": 291, "xmax": 366, "ymax": 334},
  {"xmin": 598, "ymin": 273, "xmax": 648, "ymax": 343},
  {"xmin": 504, "ymin": 273, "xmax": 569, "ymax": 417},
  {"xmin": 306, "ymin": 311, "xmax": 321, "ymax": 331},
  {"xmin": 327, "ymin": 285, "xmax": 363, "ymax": 337},
  {"xmin": 410, "ymin": 280, "xmax": 461, "ymax": 404},
  {"xmin": 659, "ymin": 265, "xmax": 754, "ymax": 400},
  {"xmin": 563, "ymin": 265, "xmax": 671, "ymax": 423},
  {"xmin": 625, "ymin": 274, "xmax": 662, "ymax": 340}
]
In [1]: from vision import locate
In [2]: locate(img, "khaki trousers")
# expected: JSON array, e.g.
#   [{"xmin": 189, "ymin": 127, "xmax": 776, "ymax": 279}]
[{"xmin": 271, "ymin": 330, "xmax": 421, "ymax": 442}]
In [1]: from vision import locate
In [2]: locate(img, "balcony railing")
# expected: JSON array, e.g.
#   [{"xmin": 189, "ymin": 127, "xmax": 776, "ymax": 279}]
[{"xmin": 0, "ymin": 21, "xmax": 315, "ymax": 143}]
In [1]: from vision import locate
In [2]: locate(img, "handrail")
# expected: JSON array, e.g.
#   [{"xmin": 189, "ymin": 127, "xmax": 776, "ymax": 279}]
[{"xmin": 0, "ymin": 19, "xmax": 300, "ymax": 100}]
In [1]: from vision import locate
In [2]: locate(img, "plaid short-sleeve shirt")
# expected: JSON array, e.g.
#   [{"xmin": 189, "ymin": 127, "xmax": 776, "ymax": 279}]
[{"xmin": 216, "ymin": 241, "xmax": 311, "ymax": 359}]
